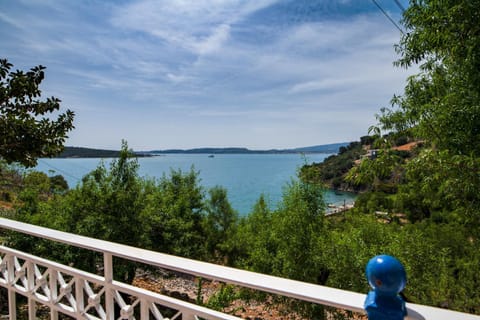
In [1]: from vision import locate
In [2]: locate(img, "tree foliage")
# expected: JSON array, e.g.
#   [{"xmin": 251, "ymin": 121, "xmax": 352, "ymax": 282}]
[
  {"xmin": 235, "ymin": 195, "xmax": 276, "ymax": 274},
  {"xmin": 143, "ymin": 167, "xmax": 206, "ymax": 259},
  {"xmin": 203, "ymin": 186, "xmax": 239, "ymax": 264},
  {"xmin": 271, "ymin": 179, "xmax": 325, "ymax": 282},
  {"xmin": 0, "ymin": 59, "xmax": 75, "ymax": 167},
  {"xmin": 378, "ymin": 1, "xmax": 480, "ymax": 155},
  {"xmin": 347, "ymin": 1, "xmax": 480, "ymax": 228},
  {"xmin": 345, "ymin": 149, "xmax": 402, "ymax": 191},
  {"xmin": 395, "ymin": 149, "xmax": 480, "ymax": 225}
]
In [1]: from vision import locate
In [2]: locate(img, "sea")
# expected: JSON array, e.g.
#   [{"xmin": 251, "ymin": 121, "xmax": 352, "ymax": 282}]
[{"xmin": 34, "ymin": 153, "xmax": 356, "ymax": 216}]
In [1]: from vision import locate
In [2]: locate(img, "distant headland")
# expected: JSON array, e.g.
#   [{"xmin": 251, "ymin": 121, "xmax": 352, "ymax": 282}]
[
  {"xmin": 57, "ymin": 147, "xmax": 151, "ymax": 158},
  {"xmin": 57, "ymin": 142, "xmax": 349, "ymax": 158}
]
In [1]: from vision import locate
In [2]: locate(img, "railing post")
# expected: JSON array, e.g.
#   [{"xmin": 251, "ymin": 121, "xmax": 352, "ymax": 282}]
[
  {"xmin": 104, "ymin": 252, "xmax": 115, "ymax": 320},
  {"xmin": 6, "ymin": 255, "xmax": 16, "ymax": 320},
  {"xmin": 49, "ymin": 269, "xmax": 58, "ymax": 320},
  {"xmin": 27, "ymin": 261, "xmax": 36, "ymax": 320},
  {"xmin": 364, "ymin": 255, "xmax": 407, "ymax": 320},
  {"xmin": 75, "ymin": 276, "xmax": 85, "ymax": 316}
]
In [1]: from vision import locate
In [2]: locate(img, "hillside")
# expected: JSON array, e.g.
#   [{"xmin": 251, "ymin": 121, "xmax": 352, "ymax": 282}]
[
  {"xmin": 58, "ymin": 147, "xmax": 151, "ymax": 158},
  {"xmin": 149, "ymin": 142, "xmax": 350, "ymax": 155},
  {"xmin": 301, "ymin": 141, "xmax": 366, "ymax": 192},
  {"xmin": 302, "ymin": 137, "xmax": 422, "ymax": 193}
]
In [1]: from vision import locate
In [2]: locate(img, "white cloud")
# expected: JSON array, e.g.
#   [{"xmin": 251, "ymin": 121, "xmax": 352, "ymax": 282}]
[
  {"xmin": 110, "ymin": 0, "xmax": 277, "ymax": 56},
  {"xmin": 194, "ymin": 23, "xmax": 231, "ymax": 54},
  {"xmin": 289, "ymin": 78, "xmax": 359, "ymax": 94},
  {"xmin": 0, "ymin": 12, "xmax": 25, "ymax": 30}
]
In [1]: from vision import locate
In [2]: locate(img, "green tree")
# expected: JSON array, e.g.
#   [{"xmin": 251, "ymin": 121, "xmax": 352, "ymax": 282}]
[
  {"xmin": 23, "ymin": 171, "xmax": 51, "ymax": 195},
  {"xmin": 203, "ymin": 186, "xmax": 239, "ymax": 265},
  {"xmin": 236, "ymin": 195, "xmax": 277, "ymax": 273},
  {"xmin": 49, "ymin": 174, "xmax": 69, "ymax": 194},
  {"xmin": 15, "ymin": 171, "xmax": 51, "ymax": 220},
  {"xmin": 0, "ymin": 59, "xmax": 75, "ymax": 167},
  {"xmin": 56, "ymin": 141, "xmax": 147, "ymax": 282},
  {"xmin": 345, "ymin": 150, "xmax": 402, "ymax": 191},
  {"xmin": 143, "ymin": 167, "xmax": 206, "ymax": 259},
  {"xmin": 351, "ymin": 1, "xmax": 480, "ymax": 227},
  {"xmin": 378, "ymin": 1, "xmax": 480, "ymax": 155},
  {"xmin": 237, "ymin": 176, "xmax": 327, "ymax": 284},
  {"xmin": 271, "ymin": 179, "xmax": 326, "ymax": 283},
  {"xmin": 395, "ymin": 149, "xmax": 480, "ymax": 225}
]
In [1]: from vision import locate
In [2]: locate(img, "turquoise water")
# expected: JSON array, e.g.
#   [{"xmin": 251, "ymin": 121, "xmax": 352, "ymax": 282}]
[{"xmin": 35, "ymin": 154, "xmax": 356, "ymax": 215}]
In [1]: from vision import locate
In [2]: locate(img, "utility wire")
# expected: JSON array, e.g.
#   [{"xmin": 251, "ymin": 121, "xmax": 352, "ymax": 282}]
[
  {"xmin": 38, "ymin": 159, "xmax": 82, "ymax": 183},
  {"xmin": 393, "ymin": 0, "xmax": 406, "ymax": 13},
  {"xmin": 370, "ymin": 0, "xmax": 405, "ymax": 34}
]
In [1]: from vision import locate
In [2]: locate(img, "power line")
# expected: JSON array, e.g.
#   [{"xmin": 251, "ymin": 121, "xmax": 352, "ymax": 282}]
[
  {"xmin": 38, "ymin": 159, "xmax": 82, "ymax": 183},
  {"xmin": 370, "ymin": 0, "xmax": 405, "ymax": 34},
  {"xmin": 393, "ymin": 0, "xmax": 406, "ymax": 13}
]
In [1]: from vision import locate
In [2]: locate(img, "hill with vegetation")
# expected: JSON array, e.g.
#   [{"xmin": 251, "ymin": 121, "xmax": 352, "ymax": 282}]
[
  {"xmin": 149, "ymin": 142, "xmax": 349, "ymax": 154},
  {"xmin": 301, "ymin": 135, "xmax": 419, "ymax": 193},
  {"xmin": 58, "ymin": 146, "xmax": 151, "ymax": 158},
  {"xmin": 301, "ymin": 140, "xmax": 367, "ymax": 192}
]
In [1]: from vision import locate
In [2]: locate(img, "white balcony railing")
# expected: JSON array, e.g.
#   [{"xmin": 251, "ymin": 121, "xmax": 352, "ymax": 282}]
[{"xmin": 0, "ymin": 217, "xmax": 478, "ymax": 320}]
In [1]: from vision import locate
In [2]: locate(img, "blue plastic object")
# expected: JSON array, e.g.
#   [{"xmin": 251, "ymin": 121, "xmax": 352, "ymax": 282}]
[{"xmin": 364, "ymin": 255, "xmax": 407, "ymax": 320}]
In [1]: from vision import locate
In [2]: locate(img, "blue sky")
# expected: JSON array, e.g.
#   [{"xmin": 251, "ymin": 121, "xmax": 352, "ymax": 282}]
[{"xmin": 1, "ymin": 0, "xmax": 411, "ymax": 151}]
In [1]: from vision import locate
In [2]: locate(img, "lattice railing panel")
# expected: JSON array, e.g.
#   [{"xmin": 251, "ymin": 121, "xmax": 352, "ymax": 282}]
[{"xmin": 0, "ymin": 246, "xmax": 240, "ymax": 320}]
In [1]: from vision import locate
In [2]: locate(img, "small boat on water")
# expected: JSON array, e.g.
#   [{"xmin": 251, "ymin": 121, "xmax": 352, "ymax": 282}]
[{"xmin": 208, "ymin": 154, "xmax": 215, "ymax": 158}]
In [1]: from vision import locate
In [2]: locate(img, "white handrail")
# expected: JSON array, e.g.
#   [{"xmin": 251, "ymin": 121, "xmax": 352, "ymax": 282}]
[{"xmin": 0, "ymin": 218, "xmax": 478, "ymax": 320}]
